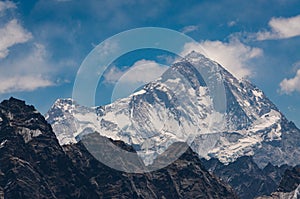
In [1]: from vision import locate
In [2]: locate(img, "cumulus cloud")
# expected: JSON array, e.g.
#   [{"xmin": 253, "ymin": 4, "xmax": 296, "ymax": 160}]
[
  {"xmin": 104, "ymin": 59, "xmax": 168, "ymax": 84},
  {"xmin": 279, "ymin": 69, "xmax": 300, "ymax": 94},
  {"xmin": 181, "ymin": 25, "xmax": 198, "ymax": 34},
  {"xmin": 181, "ymin": 39, "xmax": 263, "ymax": 79},
  {"xmin": 0, "ymin": 1, "xmax": 63, "ymax": 94},
  {"xmin": 0, "ymin": 43, "xmax": 57, "ymax": 94},
  {"xmin": 0, "ymin": 1, "xmax": 78, "ymax": 94},
  {"xmin": 255, "ymin": 15, "xmax": 300, "ymax": 40},
  {"xmin": 0, "ymin": 19, "xmax": 32, "ymax": 58},
  {"xmin": 0, "ymin": 2, "xmax": 31, "ymax": 59}
]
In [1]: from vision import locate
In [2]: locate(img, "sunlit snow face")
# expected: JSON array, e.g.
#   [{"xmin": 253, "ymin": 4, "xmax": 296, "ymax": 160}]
[{"xmin": 68, "ymin": 27, "xmax": 227, "ymax": 173}]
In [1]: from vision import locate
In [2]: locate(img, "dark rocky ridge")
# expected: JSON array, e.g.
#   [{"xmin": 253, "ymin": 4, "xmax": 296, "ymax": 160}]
[
  {"xmin": 0, "ymin": 98, "xmax": 98, "ymax": 198},
  {"xmin": 45, "ymin": 52, "xmax": 300, "ymax": 199},
  {"xmin": 254, "ymin": 165, "xmax": 300, "ymax": 198},
  {"xmin": 278, "ymin": 165, "xmax": 300, "ymax": 192},
  {"xmin": 65, "ymin": 138, "xmax": 237, "ymax": 198},
  {"xmin": 201, "ymin": 157, "xmax": 292, "ymax": 199},
  {"xmin": 0, "ymin": 98, "xmax": 237, "ymax": 198}
]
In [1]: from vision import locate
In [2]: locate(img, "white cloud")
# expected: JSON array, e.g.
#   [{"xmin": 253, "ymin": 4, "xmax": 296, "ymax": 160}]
[
  {"xmin": 95, "ymin": 39, "xmax": 119, "ymax": 60},
  {"xmin": 181, "ymin": 39, "xmax": 263, "ymax": 79},
  {"xmin": 0, "ymin": 76, "xmax": 53, "ymax": 93},
  {"xmin": 104, "ymin": 59, "xmax": 168, "ymax": 84},
  {"xmin": 120, "ymin": 60, "xmax": 168, "ymax": 83},
  {"xmin": 156, "ymin": 54, "xmax": 177, "ymax": 65},
  {"xmin": 255, "ymin": 15, "xmax": 300, "ymax": 40},
  {"xmin": 0, "ymin": 19, "xmax": 32, "ymax": 58},
  {"xmin": 0, "ymin": 43, "xmax": 57, "ymax": 94},
  {"xmin": 227, "ymin": 20, "xmax": 237, "ymax": 27},
  {"xmin": 279, "ymin": 69, "xmax": 300, "ymax": 94},
  {"xmin": 106, "ymin": 59, "xmax": 168, "ymax": 101},
  {"xmin": 0, "ymin": 1, "xmax": 16, "ymax": 13},
  {"xmin": 103, "ymin": 66, "xmax": 124, "ymax": 84},
  {"xmin": 0, "ymin": 1, "xmax": 55, "ymax": 93},
  {"xmin": 0, "ymin": 1, "xmax": 74, "ymax": 94},
  {"xmin": 181, "ymin": 25, "xmax": 198, "ymax": 34},
  {"xmin": 292, "ymin": 61, "xmax": 300, "ymax": 72}
]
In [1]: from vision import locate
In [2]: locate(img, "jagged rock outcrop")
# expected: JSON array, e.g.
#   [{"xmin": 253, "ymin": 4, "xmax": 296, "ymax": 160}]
[
  {"xmin": 46, "ymin": 52, "xmax": 300, "ymax": 199},
  {"xmin": 278, "ymin": 165, "xmax": 300, "ymax": 192},
  {"xmin": 201, "ymin": 156, "xmax": 293, "ymax": 199},
  {"xmin": 255, "ymin": 165, "xmax": 300, "ymax": 199},
  {"xmin": 0, "ymin": 97, "xmax": 237, "ymax": 198},
  {"xmin": 0, "ymin": 97, "xmax": 98, "ymax": 198}
]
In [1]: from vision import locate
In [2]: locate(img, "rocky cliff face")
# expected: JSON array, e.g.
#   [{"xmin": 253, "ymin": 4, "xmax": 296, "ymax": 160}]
[
  {"xmin": 0, "ymin": 97, "xmax": 237, "ymax": 198},
  {"xmin": 201, "ymin": 156, "xmax": 291, "ymax": 199},
  {"xmin": 64, "ymin": 135, "xmax": 237, "ymax": 199},
  {"xmin": 45, "ymin": 52, "xmax": 300, "ymax": 198},
  {"xmin": 278, "ymin": 165, "xmax": 300, "ymax": 193},
  {"xmin": 255, "ymin": 165, "xmax": 300, "ymax": 199},
  {"xmin": 0, "ymin": 98, "xmax": 98, "ymax": 198}
]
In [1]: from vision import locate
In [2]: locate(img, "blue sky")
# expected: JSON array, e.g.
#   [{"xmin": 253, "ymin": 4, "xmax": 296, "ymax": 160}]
[{"xmin": 0, "ymin": 0, "xmax": 300, "ymax": 127}]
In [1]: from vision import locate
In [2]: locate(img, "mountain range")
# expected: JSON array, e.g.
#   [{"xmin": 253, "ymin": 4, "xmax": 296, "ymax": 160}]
[
  {"xmin": 47, "ymin": 52, "xmax": 300, "ymax": 169},
  {"xmin": 0, "ymin": 52, "xmax": 299, "ymax": 198},
  {"xmin": 0, "ymin": 97, "xmax": 236, "ymax": 198}
]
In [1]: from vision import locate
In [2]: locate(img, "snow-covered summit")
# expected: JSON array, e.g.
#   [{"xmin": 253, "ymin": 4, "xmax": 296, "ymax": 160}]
[{"xmin": 46, "ymin": 52, "xmax": 300, "ymax": 167}]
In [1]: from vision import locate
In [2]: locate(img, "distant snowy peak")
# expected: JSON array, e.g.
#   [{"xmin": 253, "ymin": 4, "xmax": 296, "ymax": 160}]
[
  {"xmin": 46, "ymin": 52, "xmax": 300, "ymax": 167},
  {"xmin": 45, "ymin": 98, "xmax": 97, "ymax": 145}
]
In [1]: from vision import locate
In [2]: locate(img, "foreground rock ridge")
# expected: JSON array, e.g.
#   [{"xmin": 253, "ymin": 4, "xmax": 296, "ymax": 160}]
[
  {"xmin": 0, "ymin": 97, "xmax": 237, "ymax": 198},
  {"xmin": 46, "ymin": 52, "xmax": 300, "ymax": 198},
  {"xmin": 256, "ymin": 165, "xmax": 300, "ymax": 199}
]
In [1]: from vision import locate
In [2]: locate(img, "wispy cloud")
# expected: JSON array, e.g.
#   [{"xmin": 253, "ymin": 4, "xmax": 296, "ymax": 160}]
[
  {"xmin": 104, "ymin": 59, "xmax": 168, "ymax": 84},
  {"xmin": 0, "ymin": 1, "xmax": 32, "ymax": 59},
  {"xmin": 181, "ymin": 25, "xmax": 199, "ymax": 34},
  {"xmin": 104, "ymin": 59, "xmax": 168, "ymax": 101},
  {"xmin": 279, "ymin": 69, "xmax": 300, "ymax": 94},
  {"xmin": 0, "ymin": 76, "xmax": 54, "ymax": 94},
  {"xmin": 156, "ymin": 54, "xmax": 177, "ymax": 66},
  {"xmin": 253, "ymin": 15, "xmax": 300, "ymax": 40},
  {"xmin": 0, "ymin": 1, "xmax": 16, "ymax": 13},
  {"xmin": 103, "ymin": 66, "xmax": 124, "ymax": 84},
  {"xmin": 0, "ymin": 19, "xmax": 32, "ymax": 59},
  {"xmin": 227, "ymin": 20, "xmax": 237, "ymax": 27},
  {"xmin": 291, "ymin": 61, "xmax": 300, "ymax": 72},
  {"xmin": 181, "ymin": 38, "xmax": 263, "ymax": 79},
  {"xmin": 0, "ymin": 1, "xmax": 76, "ymax": 94}
]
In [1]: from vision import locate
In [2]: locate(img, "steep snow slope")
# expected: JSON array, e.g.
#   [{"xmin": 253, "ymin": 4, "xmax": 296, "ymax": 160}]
[{"xmin": 46, "ymin": 52, "xmax": 300, "ymax": 168}]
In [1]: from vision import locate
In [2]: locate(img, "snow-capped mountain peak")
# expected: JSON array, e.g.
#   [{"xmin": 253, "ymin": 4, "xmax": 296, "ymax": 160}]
[{"xmin": 46, "ymin": 52, "xmax": 300, "ymax": 168}]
